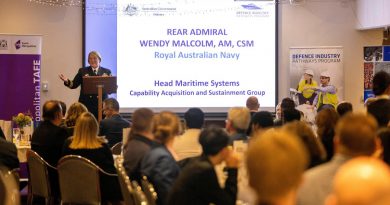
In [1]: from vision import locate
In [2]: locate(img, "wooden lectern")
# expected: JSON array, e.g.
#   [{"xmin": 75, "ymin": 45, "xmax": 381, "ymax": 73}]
[{"xmin": 82, "ymin": 76, "xmax": 117, "ymax": 122}]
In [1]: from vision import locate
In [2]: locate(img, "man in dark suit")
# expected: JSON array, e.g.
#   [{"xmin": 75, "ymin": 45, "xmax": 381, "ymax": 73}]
[
  {"xmin": 59, "ymin": 51, "xmax": 111, "ymax": 119},
  {"xmin": 31, "ymin": 100, "xmax": 69, "ymax": 166},
  {"xmin": 0, "ymin": 136, "xmax": 19, "ymax": 170},
  {"xmin": 167, "ymin": 126, "xmax": 240, "ymax": 205},
  {"xmin": 99, "ymin": 98, "xmax": 131, "ymax": 147}
]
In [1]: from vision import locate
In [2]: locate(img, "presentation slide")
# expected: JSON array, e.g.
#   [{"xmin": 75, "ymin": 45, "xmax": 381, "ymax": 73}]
[{"xmin": 85, "ymin": 0, "xmax": 277, "ymax": 112}]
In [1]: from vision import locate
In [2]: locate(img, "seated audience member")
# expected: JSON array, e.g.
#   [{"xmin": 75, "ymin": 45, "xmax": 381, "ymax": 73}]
[
  {"xmin": 365, "ymin": 71, "xmax": 390, "ymax": 105},
  {"xmin": 246, "ymin": 129, "xmax": 308, "ymax": 205},
  {"xmin": 325, "ymin": 157, "xmax": 390, "ymax": 205},
  {"xmin": 246, "ymin": 96, "xmax": 260, "ymax": 116},
  {"xmin": 297, "ymin": 113, "xmax": 379, "ymax": 205},
  {"xmin": 167, "ymin": 126, "xmax": 240, "ymax": 205},
  {"xmin": 173, "ymin": 108, "xmax": 204, "ymax": 161},
  {"xmin": 64, "ymin": 102, "xmax": 88, "ymax": 136},
  {"xmin": 336, "ymin": 101, "xmax": 353, "ymax": 117},
  {"xmin": 316, "ymin": 108, "xmax": 339, "ymax": 161},
  {"xmin": 367, "ymin": 99, "xmax": 390, "ymax": 128},
  {"xmin": 59, "ymin": 100, "xmax": 67, "ymax": 127},
  {"xmin": 141, "ymin": 111, "xmax": 181, "ymax": 205},
  {"xmin": 274, "ymin": 97, "xmax": 296, "ymax": 126},
  {"xmin": 226, "ymin": 107, "xmax": 251, "ymax": 143},
  {"xmin": 123, "ymin": 108, "xmax": 155, "ymax": 182},
  {"xmin": 0, "ymin": 136, "xmax": 19, "ymax": 170},
  {"xmin": 99, "ymin": 98, "xmax": 131, "ymax": 147},
  {"xmin": 283, "ymin": 121, "xmax": 327, "ymax": 168},
  {"xmin": 249, "ymin": 111, "xmax": 274, "ymax": 137},
  {"xmin": 283, "ymin": 108, "xmax": 302, "ymax": 123},
  {"xmin": 377, "ymin": 128, "xmax": 390, "ymax": 166},
  {"xmin": 62, "ymin": 112, "xmax": 122, "ymax": 204},
  {"xmin": 31, "ymin": 100, "xmax": 69, "ymax": 166}
]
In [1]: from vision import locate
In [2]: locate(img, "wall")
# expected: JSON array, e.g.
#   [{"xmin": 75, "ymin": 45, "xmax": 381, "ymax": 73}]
[
  {"xmin": 0, "ymin": 0, "xmax": 384, "ymax": 112},
  {"xmin": 356, "ymin": 0, "xmax": 390, "ymax": 29},
  {"xmin": 0, "ymin": 0, "xmax": 82, "ymax": 111},
  {"xmin": 279, "ymin": 0, "xmax": 382, "ymax": 111}
]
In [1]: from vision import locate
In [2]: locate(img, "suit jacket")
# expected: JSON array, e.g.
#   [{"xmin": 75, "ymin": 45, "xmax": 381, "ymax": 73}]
[
  {"xmin": 123, "ymin": 134, "xmax": 156, "ymax": 182},
  {"xmin": 99, "ymin": 114, "xmax": 131, "ymax": 147},
  {"xmin": 167, "ymin": 155, "xmax": 238, "ymax": 205},
  {"xmin": 141, "ymin": 145, "xmax": 180, "ymax": 205},
  {"xmin": 0, "ymin": 137, "xmax": 19, "ymax": 170},
  {"xmin": 64, "ymin": 66, "xmax": 111, "ymax": 119},
  {"xmin": 31, "ymin": 120, "xmax": 70, "ymax": 166}
]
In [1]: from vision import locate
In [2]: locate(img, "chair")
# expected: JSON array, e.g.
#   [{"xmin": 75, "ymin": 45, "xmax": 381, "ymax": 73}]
[
  {"xmin": 0, "ymin": 166, "xmax": 20, "ymax": 205},
  {"xmin": 131, "ymin": 181, "xmax": 149, "ymax": 205},
  {"xmin": 140, "ymin": 175, "xmax": 157, "ymax": 205},
  {"xmin": 26, "ymin": 150, "xmax": 56, "ymax": 205},
  {"xmin": 57, "ymin": 155, "xmax": 118, "ymax": 205},
  {"xmin": 115, "ymin": 156, "xmax": 148, "ymax": 205},
  {"xmin": 111, "ymin": 142, "xmax": 123, "ymax": 155}
]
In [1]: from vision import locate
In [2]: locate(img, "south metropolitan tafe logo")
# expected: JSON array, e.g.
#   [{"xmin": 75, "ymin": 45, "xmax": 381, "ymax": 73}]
[
  {"xmin": 0, "ymin": 40, "xmax": 8, "ymax": 50},
  {"xmin": 15, "ymin": 40, "xmax": 21, "ymax": 49}
]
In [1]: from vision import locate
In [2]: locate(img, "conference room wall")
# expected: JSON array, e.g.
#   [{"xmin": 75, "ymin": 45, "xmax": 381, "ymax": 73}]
[
  {"xmin": 0, "ymin": 0, "xmax": 383, "ymax": 113},
  {"xmin": 0, "ymin": 0, "xmax": 82, "ymax": 114}
]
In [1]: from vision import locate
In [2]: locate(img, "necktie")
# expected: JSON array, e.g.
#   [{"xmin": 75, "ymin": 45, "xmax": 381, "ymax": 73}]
[{"xmin": 94, "ymin": 69, "xmax": 98, "ymax": 75}]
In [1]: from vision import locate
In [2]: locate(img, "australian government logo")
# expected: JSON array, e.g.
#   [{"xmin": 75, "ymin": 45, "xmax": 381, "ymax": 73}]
[
  {"xmin": 14, "ymin": 40, "xmax": 37, "ymax": 50},
  {"xmin": 236, "ymin": 3, "xmax": 270, "ymax": 17},
  {"xmin": 0, "ymin": 39, "xmax": 8, "ymax": 50}
]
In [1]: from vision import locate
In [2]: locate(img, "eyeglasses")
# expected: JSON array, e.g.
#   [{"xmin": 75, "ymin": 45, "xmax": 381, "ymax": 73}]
[{"xmin": 320, "ymin": 77, "xmax": 329, "ymax": 79}]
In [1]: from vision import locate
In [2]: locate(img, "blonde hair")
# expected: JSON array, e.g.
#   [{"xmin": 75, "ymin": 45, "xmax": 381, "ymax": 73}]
[
  {"xmin": 152, "ymin": 111, "xmax": 181, "ymax": 144},
  {"xmin": 247, "ymin": 129, "xmax": 308, "ymax": 202},
  {"xmin": 69, "ymin": 112, "xmax": 106, "ymax": 149},
  {"xmin": 65, "ymin": 102, "xmax": 88, "ymax": 127},
  {"xmin": 227, "ymin": 107, "xmax": 251, "ymax": 131},
  {"xmin": 88, "ymin": 51, "xmax": 102, "ymax": 62}
]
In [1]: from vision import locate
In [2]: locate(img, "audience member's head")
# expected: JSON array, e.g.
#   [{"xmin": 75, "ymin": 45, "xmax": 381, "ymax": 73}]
[
  {"xmin": 367, "ymin": 99, "xmax": 390, "ymax": 128},
  {"xmin": 199, "ymin": 126, "xmax": 230, "ymax": 156},
  {"xmin": 336, "ymin": 102, "xmax": 353, "ymax": 117},
  {"xmin": 103, "ymin": 98, "xmax": 120, "ymax": 118},
  {"xmin": 152, "ymin": 111, "xmax": 181, "ymax": 144},
  {"xmin": 377, "ymin": 128, "xmax": 390, "ymax": 166},
  {"xmin": 335, "ymin": 113, "xmax": 378, "ymax": 157},
  {"xmin": 326, "ymin": 157, "xmax": 390, "ymax": 205},
  {"xmin": 59, "ymin": 101, "xmax": 67, "ymax": 117},
  {"xmin": 129, "ymin": 108, "xmax": 154, "ymax": 138},
  {"xmin": 42, "ymin": 100, "xmax": 63, "ymax": 124},
  {"xmin": 283, "ymin": 108, "xmax": 301, "ymax": 123},
  {"xmin": 316, "ymin": 108, "xmax": 339, "ymax": 139},
  {"xmin": 246, "ymin": 96, "xmax": 260, "ymax": 112},
  {"xmin": 372, "ymin": 71, "xmax": 390, "ymax": 96},
  {"xmin": 283, "ymin": 121, "xmax": 327, "ymax": 168},
  {"xmin": 281, "ymin": 97, "xmax": 296, "ymax": 111},
  {"xmin": 184, "ymin": 108, "xmax": 204, "ymax": 129},
  {"xmin": 70, "ymin": 112, "xmax": 106, "ymax": 149},
  {"xmin": 226, "ymin": 107, "xmax": 251, "ymax": 134},
  {"xmin": 250, "ymin": 111, "xmax": 274, "ymax": 136},
  {"xmin": 247, "ymin": 129, "xmax": 308, "ymax": 204},
  {"xmin": 65, "ymin": 102, "xmax": 88, "ymax": 127}
]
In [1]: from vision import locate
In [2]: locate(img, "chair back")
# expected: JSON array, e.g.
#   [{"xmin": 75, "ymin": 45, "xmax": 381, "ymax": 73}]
[
  {"xmin": 57, "ymin": 155, "xmax": 101, "ymax": 205},
  {"xmin": 132, "ymin": 181, "xmax": 149, "ymax": 205},
  {"xmin": 26, "ymin": 149, "xmax": 53, "ymax": 198},
  {"xmin": 0, "ymin": 166, "xmax": 20, "ymax": 205},
  {"xmin": 111, "ymin": 142, "xmax": 123, "ymax": 155},
  {"xmin": 114, "ymin": 156, "xmax": 136, "ymax": 205},
  {"xmin": 141, "ymin": 175, "xmax": 157, "ymax": 205}
]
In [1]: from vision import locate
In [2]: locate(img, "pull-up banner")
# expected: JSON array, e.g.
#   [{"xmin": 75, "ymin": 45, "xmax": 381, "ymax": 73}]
[{"xmin": 0, "ymin": 34, "xmax": 42, "ymax": 122}]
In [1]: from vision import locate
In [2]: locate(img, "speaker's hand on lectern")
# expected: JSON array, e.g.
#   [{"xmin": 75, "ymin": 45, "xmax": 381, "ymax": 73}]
[{"xmin": 59, "ymin": 74, "xmax": 68, "ymax": 82}]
